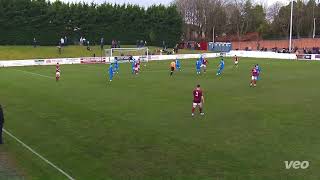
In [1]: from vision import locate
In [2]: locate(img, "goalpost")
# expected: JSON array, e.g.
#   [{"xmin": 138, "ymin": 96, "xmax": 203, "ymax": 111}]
[{"xmin": 105, "ymin": 47, "xmax": 149, "ymax": 63}]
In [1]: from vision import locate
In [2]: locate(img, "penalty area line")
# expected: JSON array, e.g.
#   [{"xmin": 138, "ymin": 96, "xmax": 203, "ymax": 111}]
[
  {"xmin": 13, "ymin": 69, "xmax": 54, "ymax": 79},
  {"xmin": 3, "ymin": 129, "xmax": 75, "ymax": 180}
]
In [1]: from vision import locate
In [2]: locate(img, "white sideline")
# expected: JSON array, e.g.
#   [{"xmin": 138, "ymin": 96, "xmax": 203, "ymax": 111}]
[
  {"xmin": 13, "ymin": 69, "xmax": 54, "ymax": 79},
  {"xmin": 3, "ymin": 129, "xmax": 75, "ymax": 180}
]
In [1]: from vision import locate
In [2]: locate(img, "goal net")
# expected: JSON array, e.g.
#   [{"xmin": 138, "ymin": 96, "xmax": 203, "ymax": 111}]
[{"xmin": 105, "ymin": 47, "xmax": 149, "ymax": 63}]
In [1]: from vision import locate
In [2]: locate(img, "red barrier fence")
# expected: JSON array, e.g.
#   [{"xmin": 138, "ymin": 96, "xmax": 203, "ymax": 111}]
[{"xmin": 231, "ymin": 38, "xmax": 320, "ymax": 50}]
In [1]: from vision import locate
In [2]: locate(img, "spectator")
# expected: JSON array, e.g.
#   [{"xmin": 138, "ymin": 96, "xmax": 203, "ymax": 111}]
[
  {"xmin": 60, "ymin": 37, "xmax": 65, "ymax": 46},
  {"xmin": 33, "ymin": 37, "xmax": 37, "ymax": 48},
  {"xmin": 111, "ymin": 40, "xmax": 115, "ymax": 48},
  {"xmin": 100, "ymin": 37, "xmax": 104, "ymax": 50},
  {"xmin": 64, "ymin": 36, "xmax": 68, "ymax": 46},
  {"xmin": 87, "ymin": 41, "xmax": 91, "ymax": 51},
  {"xmin": 58, "ymin": 42, "xmax": 62, "ymax": 54},
  {"xmin": 83, "ymin": 37, "xmax": 86, "ymax": 46},
  {"xmin": 174, "ymin": 44, "xmax": 179, "ymax": 54},
  {"xmin": 80, "ymin": 37, "xmax": 83, "ymax": 45},
  {"xmin": 162, "ymin": 41, "xmax": 166, "ymax": 49}
]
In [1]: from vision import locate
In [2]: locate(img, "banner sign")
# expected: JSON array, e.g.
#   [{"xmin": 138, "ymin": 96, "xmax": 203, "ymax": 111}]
[
  {"xmin": 80, "ymin": 57, "xmax": 106, "ymax": 64},
  {"xmin": 34, "ymin": 59, "xmax": 45, "ymax": 65},
  {"xmin": 314, "ymin": 55, "xmax": 320, "ymax": 60},
  {"xmin": 297, "ymin": 54, "xmax": 312, "ymax": 60},
  {"xmin": 115, "ymin": 56, "xmax": 131, "ymax": 61},
  {"xmin": 45, "ymin": 59, "xmax": 64, "ymax": 64},
  {"xmin": 304, "ymin": 55, "xmax": 312, "ymax": 60}
]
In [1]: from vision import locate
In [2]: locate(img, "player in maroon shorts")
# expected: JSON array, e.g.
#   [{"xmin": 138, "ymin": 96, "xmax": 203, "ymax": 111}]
[
  {"xmin": 137, "ymin": 58, "xmax": 141, "ymax": 70},
  {"xmin": 201, "ymin": 58, "xmax": 208, "ymax": 73},
  {"xmin": 56, "ymin": 63, "xmax": 60, "ymax": 81},
  {"xmin": 192, "ymin": 84, "xmax": 205, "ymax": 116},
  {"xmin": 250, "ymin": 65, "xmax": 258, "ymax": 87},
  {"xmin": 134, "ymin": 61, "xmax": 139, "ymax": 74}
]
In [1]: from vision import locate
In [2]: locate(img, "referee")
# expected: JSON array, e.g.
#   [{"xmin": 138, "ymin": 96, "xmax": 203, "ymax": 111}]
[{"xmin": 0, "ymin": 105, "xmax": 4, "ymax": 144}]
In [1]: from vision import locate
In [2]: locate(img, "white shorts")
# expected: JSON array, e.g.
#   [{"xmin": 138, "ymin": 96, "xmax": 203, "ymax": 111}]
[
  {"xmin": 56, "ymin": 72, "xmax": 60, "ymax": 77},
  {"xmin": 235, "ymin": 61, "xmax": 238, "ymax": 65},
  {"xmin": 251, "ymin": 76, "xmax": 257, "ymax": 80},
  {"xmin": 134, "ymin": 67, "xmax": 139, "ymax": 71},
  {"xmin": 193, "ymin": 102, "xmax": 202, "ymax": 108},
  {"xmin": 201, "ymin": 64, "xmax": 206, "ymax": 68}
]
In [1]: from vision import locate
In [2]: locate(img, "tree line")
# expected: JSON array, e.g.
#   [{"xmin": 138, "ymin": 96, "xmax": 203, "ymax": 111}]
[
  {"xmin": 1, "ymin": 0, "xmax": 319, "ymax": 47},
  {"xmin": 175, "ymin": 0, "xmax": 320, "ymax": 41},
  {"xmin": 0, "ymin": 0, "xmax": 182, "ymax": 47}
]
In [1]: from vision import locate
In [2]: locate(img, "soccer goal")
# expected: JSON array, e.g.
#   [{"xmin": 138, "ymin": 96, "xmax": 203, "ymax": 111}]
[{"xmin": 105, "ymin": 47, "xmax": 149, "ymax": 63}]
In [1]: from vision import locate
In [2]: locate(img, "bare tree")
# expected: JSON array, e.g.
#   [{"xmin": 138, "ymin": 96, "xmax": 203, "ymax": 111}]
[
  {"xmin": 267, "ymin": 1, "xmax": 283, "ymax": 22},
  {"xmin": 175, "ymin": 0, "xmax": 228, "ymax": 41},
  {"xmin": 175, "ymin": 0, "xmax": 270, "ymax": 41}
]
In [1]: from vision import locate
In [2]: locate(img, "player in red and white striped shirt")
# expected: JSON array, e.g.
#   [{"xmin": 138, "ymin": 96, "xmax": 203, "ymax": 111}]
[
  {"xmin": 250, "ymin": 65, "xmax": 258, "ymax": 87},
  {"xmin": 56, "ymin": 63, "xmax": 60, "ymax": 81}
]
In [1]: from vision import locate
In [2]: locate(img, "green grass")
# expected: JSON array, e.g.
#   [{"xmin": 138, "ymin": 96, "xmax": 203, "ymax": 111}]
[
  {"xmin": 0, "ymin": 45, "xmax": 209, "ymax": 60},
  {"xmin": 0, "ymin": 58, "xmax": 320, "ymax": 180}
]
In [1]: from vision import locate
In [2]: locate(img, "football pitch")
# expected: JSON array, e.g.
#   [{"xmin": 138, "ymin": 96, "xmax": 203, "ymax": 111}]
[{"xmin": 0, "ymin": 58, "xmax": 320, "ymax": 180}]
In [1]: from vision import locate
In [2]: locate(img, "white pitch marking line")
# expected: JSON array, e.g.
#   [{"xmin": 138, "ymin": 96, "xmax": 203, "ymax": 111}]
[
  {"xmin": 13, "ymin": 69, "xmax": 54, "ymax": 79},
  {"xmin": 3, "ymin": 129, "xmax": 75, "ymax": 180}
]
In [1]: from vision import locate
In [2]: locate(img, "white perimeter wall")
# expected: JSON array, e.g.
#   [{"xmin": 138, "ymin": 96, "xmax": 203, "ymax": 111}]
[{"xmin": 0, "ymin": 50, "xmax": 318, "ymax": 67}]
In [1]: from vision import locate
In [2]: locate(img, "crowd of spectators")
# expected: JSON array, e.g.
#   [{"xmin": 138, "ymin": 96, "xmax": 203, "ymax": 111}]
[
  {"xmin": 186, "ymin": 41, "xmax": 201, "ymax": 50},
  {"xmin": 302, "ymin": 47, "xmax": 320, "ymax": 54}
]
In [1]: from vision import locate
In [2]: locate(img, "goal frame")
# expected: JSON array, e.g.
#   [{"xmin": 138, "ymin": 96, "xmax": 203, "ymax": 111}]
[{"xmin": 105, "ymin": 47, "xmax": 149, "ymax": 63}]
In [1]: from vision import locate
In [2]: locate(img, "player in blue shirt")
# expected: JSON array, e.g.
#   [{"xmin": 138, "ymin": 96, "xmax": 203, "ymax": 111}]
[
  {"xmin": 131, "ymin": 58, "xmax": 136, "ymax": 74},
  {"xmin": 216, "ymin": 58, "xmax": 225, "ymax": 76},
  {"xmin": 196, "ymin": 59, "xmax": 202, "ymax": 75},
  {"xmin": 255, "ymin": 64, "xmax": 261, "ymax": 80},
  {"xmin": 175, "ymin": 58, "xmax": 181, "ymax": 71},
  {"xmin": 109, "ymin": 64, "xmax": 114, "ymax": 82},
  {"xmin": 114, "ymin": 57, "xmax": 119, "ymax": 74}
]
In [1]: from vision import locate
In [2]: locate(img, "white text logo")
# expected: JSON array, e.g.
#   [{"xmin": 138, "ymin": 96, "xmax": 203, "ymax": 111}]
[{"xmin": 284, "ymin": 161, "xmax": 309, "ymax": 169}]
